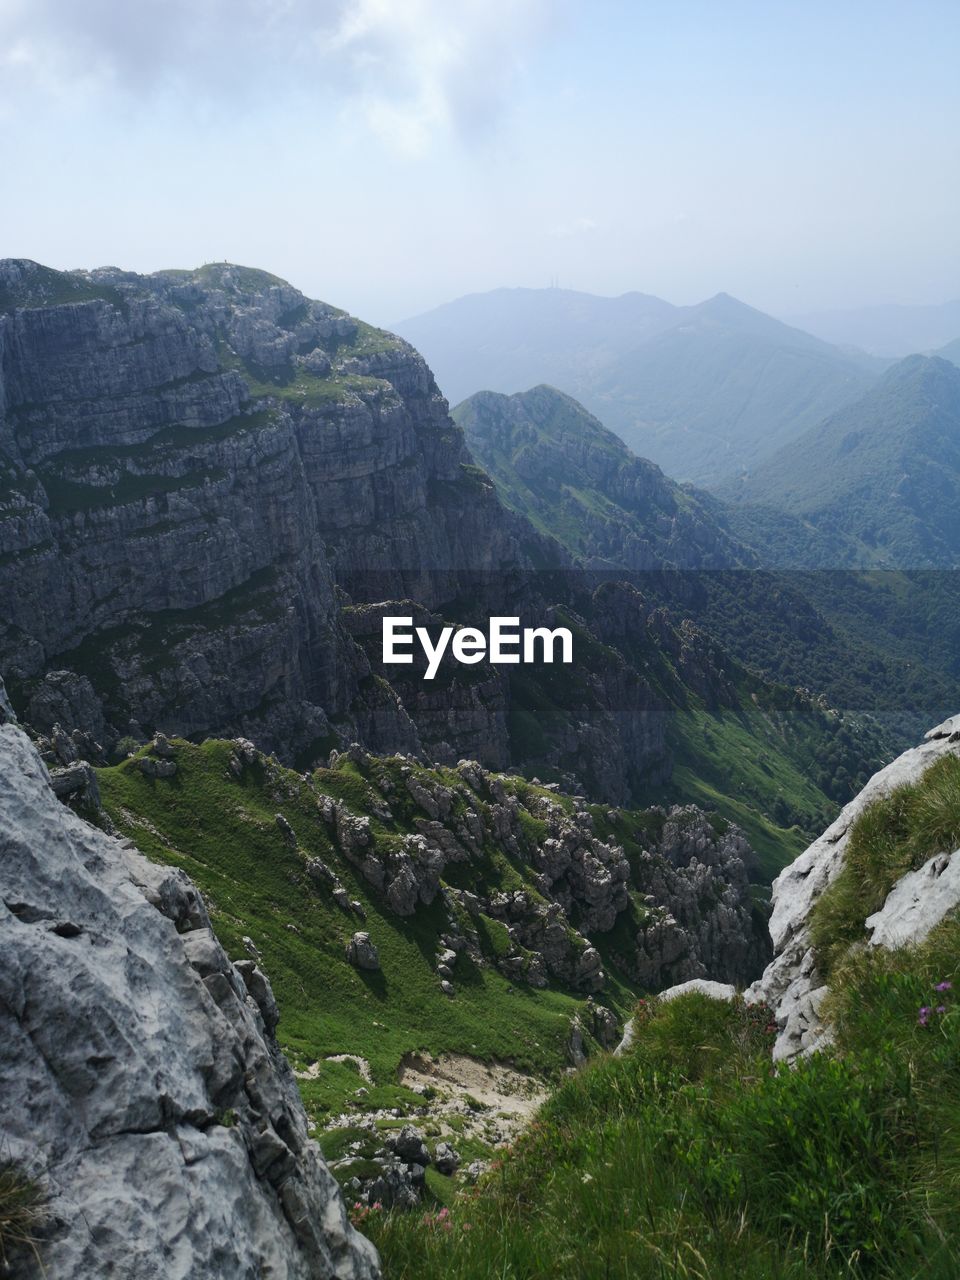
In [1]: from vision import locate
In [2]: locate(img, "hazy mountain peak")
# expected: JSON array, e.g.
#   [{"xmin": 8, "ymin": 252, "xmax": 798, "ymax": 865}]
[
  {"xmin": 878, "ymin": 351, "xmax": 958, "ymax": 390},
  {"xmin": 695, "ymin": 290, "xmax": 754, "ymax": 314},
  {"xmin": 397, "ymin": 285, "xmax": 879, "ymax": 483}
]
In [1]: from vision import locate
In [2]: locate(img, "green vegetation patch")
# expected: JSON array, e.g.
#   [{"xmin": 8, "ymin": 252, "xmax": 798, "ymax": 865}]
[
  {"xmin": 40, "ymin": 466, "xmax": 227, "ymax": 514},
  {"xmin": 97, "ymin": 742, "xmax": 605, "ymax": 1120},
  {"xmin": 0, "ymin": 1160, "xmax": 45, "ymax": 1273}
]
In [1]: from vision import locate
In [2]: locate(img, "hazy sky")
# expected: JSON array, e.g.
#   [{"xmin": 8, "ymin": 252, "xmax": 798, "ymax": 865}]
[{"xmin": 2, "ymin": 0, "xmax": 958, "ymax": 325}]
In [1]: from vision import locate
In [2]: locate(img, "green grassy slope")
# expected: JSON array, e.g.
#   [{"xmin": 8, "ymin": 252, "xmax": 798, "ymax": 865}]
[
  {"xmin": 366, "ymin": 755, "xmax": 960, "ymax": 1279},
  {"xmin": 97, "ymin": 741, "xmax": 633, "ymax": 1121}
]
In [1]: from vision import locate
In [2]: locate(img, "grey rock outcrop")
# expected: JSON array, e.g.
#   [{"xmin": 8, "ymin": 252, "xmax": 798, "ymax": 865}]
[
  {"xmin": 47, "ymin": 759, "xmax": 102, "ymax": 809},
  {"xmin": 384, "ymin": 1125, "xmax": 431, "ymax": 1167},
  {"xmin": 749, "ymin": 713, "xmax": 960, "ymax": 1060},
  {"xmin": 314, "ymin": 745, "xmax": 765, "ymax": 997},
  {"xmin": 0, "ymin": 712, "xmax": 380, "ymax": 1279},
  {"xmin": 356, "ymin": 1163, "xmax": 419, "ymax": 1211},
  {"xmin": 623, "ymin": 806, "xmax": 769, "ymax": 989},
  {"xmin": 345, "ymin": 932, "xmax": 381, "ymax": 971},
  {"xmin": 433, "ymin": 1142, "xmax": 461, "ymax": 1175},
  {"xmin": 0, "ymin": 259, "xmax": 529, "ymax": 766},
  {"xmin": 865, "ymin": 849, "xmax": 960, "ymax": 948},
  {"xmin": 0, "ymin": 674, "xmax": 16, "ymax": 723}
]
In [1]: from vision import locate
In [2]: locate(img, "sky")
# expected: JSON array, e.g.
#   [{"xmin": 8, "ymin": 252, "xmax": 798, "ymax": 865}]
[{"xmin": 1, "ymin": 0, "xmax": 958, "ymax": 326}]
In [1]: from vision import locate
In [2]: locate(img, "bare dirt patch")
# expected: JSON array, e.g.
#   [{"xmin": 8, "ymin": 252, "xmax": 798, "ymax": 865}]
[{"xmin": 398, "ymin": 1052, "xmax": 548, "ymax": 1144}]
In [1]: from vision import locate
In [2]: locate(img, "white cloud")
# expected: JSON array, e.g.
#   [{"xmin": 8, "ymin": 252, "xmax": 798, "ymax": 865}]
[
  {"xmin": 321, "ymin": 0, "xmax": 549, "ymax": 152},
  {"xmin": 0, "ymin": 0, "xmax": 553, "ymax": 151}
]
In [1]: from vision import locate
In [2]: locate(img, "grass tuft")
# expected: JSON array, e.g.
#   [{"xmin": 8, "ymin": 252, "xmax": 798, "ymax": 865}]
[{"xmin": 0, "ymin": 1160, "xmax": 45, "ymax": 1273}]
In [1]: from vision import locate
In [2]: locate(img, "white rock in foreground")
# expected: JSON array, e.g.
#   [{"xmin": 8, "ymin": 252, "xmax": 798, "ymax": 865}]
[
  {"xmin": 611, "ymin": 718, "xmax": 960, "ymax": 1067},
  {"xmin": 748, "ymin": 714, "xmax": 960, "ymax": 1060},
  {"xmin": 657, "ymin": 978, "xmax": 737, "ymax": 1003},
  {"xmin": 0, "ymin": 719, "xmax": 380, "ymax": 1280},
  {"xmin": 866, "ymin": 849, "xmax": 960, "ymax": 949}
]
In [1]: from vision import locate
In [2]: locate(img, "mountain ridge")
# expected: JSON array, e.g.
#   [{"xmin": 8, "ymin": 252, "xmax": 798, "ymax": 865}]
[
  {"xmin": 396, "ymin": 285, "xmax": 880, "ymax": 483},
  {"xmin": 788, "ymin": 297, "xmax": 960, "ymax": 357},
  {"xmin": 455, "ymin": 383, "xmax": 960, "ymax": 748}
]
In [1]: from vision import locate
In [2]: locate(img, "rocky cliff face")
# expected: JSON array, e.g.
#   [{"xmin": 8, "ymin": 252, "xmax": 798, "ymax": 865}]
[
  {"xmin": 0, "ymin": 687, "xmax": 379, "ymax": 1279},
  {"xmin": 307, "ymin": 743, "xmax": 766, "ymax": 995},
  {"xmin": 748, "ymin": 713, "xmax": 960, "ymax": 1059},
  {"xmin": 0, "ymin": 260, "xmax": 681, "ymax": 803},
  {"xmin": 0, "ymin": 259, "xmax": 530, "ymax": 762}
]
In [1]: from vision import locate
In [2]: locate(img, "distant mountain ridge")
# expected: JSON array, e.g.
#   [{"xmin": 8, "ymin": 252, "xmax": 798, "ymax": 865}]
[
  {"xmin": 456, "ymin": 383, "xmax": 960, "ymax": 747},
  {"xmin": 719, "ymin": 355, "xmax": 960, "ymax": 569},
  {"xmin": 397, "ymin": 287, "xmax": 880, "ymax": 484}
]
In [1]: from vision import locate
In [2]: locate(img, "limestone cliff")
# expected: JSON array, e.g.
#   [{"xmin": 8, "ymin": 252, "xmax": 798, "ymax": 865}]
[
  {"xmin": 0, "ymin": 687, "xmax": 379, "ymax": 1278},
  {"xmin": 0, "ymin": 259, "xmax": 530, "ymax": 761}
]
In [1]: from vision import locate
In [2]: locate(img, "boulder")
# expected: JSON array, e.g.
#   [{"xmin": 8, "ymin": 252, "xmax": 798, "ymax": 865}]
[
  {"xmin": 433, "ymin": 1142, "xmax": 461, "ymax": 1175},
  {"xmin": 137, "ymin": 756, "xmax": 177, "ymax": 779},
  {"xmin": 659, "ymin": 978, "xmax": 737, "ymax": 1003},
  {"xmin": 346, "ymin": 931, "xmax": 381, "ymax": 971},
  {"xmin": 384, "ymin": 1125, "xmax": 431, "ymax": 1167}
]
